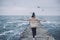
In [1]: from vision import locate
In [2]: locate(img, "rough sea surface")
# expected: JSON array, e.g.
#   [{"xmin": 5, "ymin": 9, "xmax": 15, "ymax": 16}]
[{"xmin": 0, "ymin": 16, "xmax": 60, "ymax": 40}]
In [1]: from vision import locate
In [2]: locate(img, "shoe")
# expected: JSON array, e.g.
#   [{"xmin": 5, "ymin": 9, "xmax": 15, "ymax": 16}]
[{"xmin": 33, "ymin": 38, "xmax": 35, "ymax": 40}]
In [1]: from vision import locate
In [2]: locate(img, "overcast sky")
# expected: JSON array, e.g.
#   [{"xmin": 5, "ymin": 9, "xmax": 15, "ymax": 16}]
[{"xmin": 0, "ymin": 0, "xmax": 60, "ymax": 16}]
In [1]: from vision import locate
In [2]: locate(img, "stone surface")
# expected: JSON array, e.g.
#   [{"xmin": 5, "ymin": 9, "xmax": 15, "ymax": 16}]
[{"xmin": 20, "ymin": 25, "xmax": 55, "ymax": 40}]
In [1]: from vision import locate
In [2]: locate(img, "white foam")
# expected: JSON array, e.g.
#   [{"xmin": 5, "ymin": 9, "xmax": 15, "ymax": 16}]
[
  {"xmin": 0, "ymin": 30, "xmax": 14, "ymax": 35},
  {"xmin": 46, "ymin": 21, "xmax": 51, "ymax": 24},
  {"xmin": 7, "ymin": 20, "xmax": 27, "ymax": 23},
  {"xmin": 3, "ymin": 26, "xmax": 6, "ymax": 29},
  {"xmin": 0, "ymin": 33, "xmax": 5, "ymax": 35},
  {"xmin": 7, "ymin": 22, "xmax": 13, "ymax": 23}
]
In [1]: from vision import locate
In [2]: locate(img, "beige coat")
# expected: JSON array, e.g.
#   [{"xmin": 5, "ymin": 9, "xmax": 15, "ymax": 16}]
[{"xmin": 29, "ymin": 18, "xmax": 39, "ymax": 28}]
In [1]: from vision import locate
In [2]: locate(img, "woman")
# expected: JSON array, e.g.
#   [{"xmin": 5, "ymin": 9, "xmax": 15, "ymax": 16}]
[
  {"xmin": 29, "ymin": 12, "xmax": 39, "ymax": 38},
  {"xmin": 22, "ymin": 12, "xmax": 46, "ymax": 39}
]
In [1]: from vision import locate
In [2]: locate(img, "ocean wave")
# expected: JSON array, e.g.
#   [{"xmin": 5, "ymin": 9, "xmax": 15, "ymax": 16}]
[
  {"xmin": 7, "ymin": 20, "xmax": 28, "ymax": 23},
  {"xmin": 0, "ymin": 30, "xmax": 14, "ymax": 35},
  {"xmin": 43, "ymin": 21, "xmax": 60, "ymax": 24}
]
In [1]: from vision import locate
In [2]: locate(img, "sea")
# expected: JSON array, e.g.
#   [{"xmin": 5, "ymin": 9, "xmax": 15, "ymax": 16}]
[{"xmin": 0, "ymin": 15, "xmax": 60, "ymax": 40}]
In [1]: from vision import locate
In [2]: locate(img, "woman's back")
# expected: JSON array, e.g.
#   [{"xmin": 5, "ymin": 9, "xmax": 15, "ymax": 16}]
[{"xmin": 29, "ymin": 18, "xmax": 39, "ymax": 28}]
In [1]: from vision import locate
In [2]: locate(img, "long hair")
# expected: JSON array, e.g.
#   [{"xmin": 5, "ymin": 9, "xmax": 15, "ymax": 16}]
[{"xmin": 31, "ymin": 12, "xmax": 35, "ymax": 17}]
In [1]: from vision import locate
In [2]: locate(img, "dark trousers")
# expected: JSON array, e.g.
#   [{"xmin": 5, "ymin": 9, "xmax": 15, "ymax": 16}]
[{"xmin": 31, "ymin": 28, "xmax": 36, "ymax": 38}]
